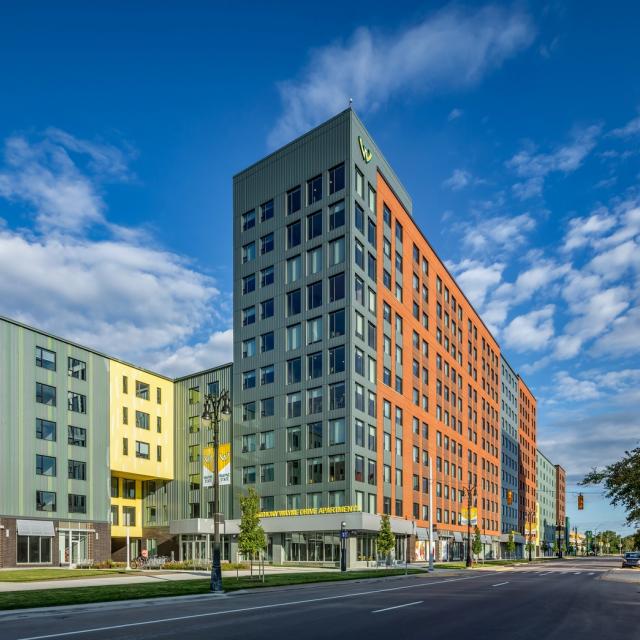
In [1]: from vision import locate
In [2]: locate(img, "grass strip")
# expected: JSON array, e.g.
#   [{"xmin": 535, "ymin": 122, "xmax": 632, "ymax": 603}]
[
  {"xmin": 0, "ymin": 569, "xmax": 131, "ymax": 583},
  {"xmin": 0, "ymin": 569, "xmax": 423, "ymax": 611}
]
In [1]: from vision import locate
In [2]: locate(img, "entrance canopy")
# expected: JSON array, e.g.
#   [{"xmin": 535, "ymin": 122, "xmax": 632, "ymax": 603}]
[{"xmin": 17, "ymin": 519, "xmax": 55, "ymax": 536}]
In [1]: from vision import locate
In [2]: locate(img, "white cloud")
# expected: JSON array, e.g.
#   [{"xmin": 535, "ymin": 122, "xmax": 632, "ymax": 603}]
[
  {"xmin": 447, "ymin": 108, "xmax": 463, "ymax": 121},
  {"xmin": 592, "ymin": 306, "xmax": 640, "ymax": 358},
  {"xmin": 610, "ymin": 113, "xmax": 640, "ymax": 138},
  {"xmin": 268, "ymin": 4, "xmax": 535, "ymax": 147},
  {"xmin": 0, "ymin": 129, "xmax": 231, "ymax": 377},
  {"xmin": 563, "ymin": 209, "xmax": 617, "ymax": 252},
  {"xmin": 552, "ymin": 371, "xmax": 600, "ymax": 401},
  {"xmin": 443, "ymin": 168, "xmax": 472, "ymax": 191},
  {"xmin": 508, "ymin": 125, "xmax": 601, "ymax": 199},
  {"xmin": 502, "ymin": 304, "xmax": 555, "ymax": 352},
  {"xmin": 447, "ymin": 259, "xmax": 505, "ymax": 309},
  {"xmin": 461, "ymin": 212, "xmax": 536, "ymax": 253}
]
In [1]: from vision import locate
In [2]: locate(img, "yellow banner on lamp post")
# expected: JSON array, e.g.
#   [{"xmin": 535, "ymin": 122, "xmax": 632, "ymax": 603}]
[
  {"xmin": 203, "ymin": 443, "xmax": 231, "ymax": 487},
  {"xmin": 460, "ymin": 507, "xmax": 478, "ymax": 526}
]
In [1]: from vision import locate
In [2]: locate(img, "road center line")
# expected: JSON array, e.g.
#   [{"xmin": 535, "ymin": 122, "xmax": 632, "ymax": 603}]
[
  {"xmin": 491, "ymin": 582, "xmax": 509, "ymax": 587},
  {"xmin": 16, "ymin": 573, "xmax": 499, "ymax": 640},
  {"xmin": 372, "ymin": 601, "xmax": 423, "ymax": 613}
]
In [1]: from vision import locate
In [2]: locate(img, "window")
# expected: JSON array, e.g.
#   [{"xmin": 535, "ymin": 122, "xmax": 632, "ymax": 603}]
[
  {"xmin": 242, "ymin": 338, "xmax": 256, "ymax": 358},
  {"xmin": 329, "ymin": 345, "xmax": 345, "ymax": 374},
  {"xmin": 368, "ymin": 184, "xmax": 376, "ymax": 212},
  {"xmin": 367, "ymin": 218, "xmax": 376, "ymax": 245},
  {"xmin": 287, "ymin": 459, "xmax": 301, "ymax": 485},
  {"xmin": 261, "ymin": 463, "xmax": 275, "ymax": 482},
  {"xmin": 383, "ymin": 204, "xmax": 391, "ymax": 226},
  {"xmin": 329, "ymin": 163, "xmax": 345, "ymax": 194},
  {"xmin": 367, "ymin": 253, "xmax": 376, "ymax": 280},
  {"xmin": 136, "ymin": 410, "xmax": 150, "ymax": 430},
  {"xmin": 261, "ymin": 232, "xmax": 274, "ymax": 254},
  {"xmin": 287, "ymin": 392, "xmax": 301, "ymax": 418},
  {"xmin": 36, "ymin": 382, "xmax": 56, "ymax": 406},
  {"xmin": 308, "ymin": 457, "xmax": 323, "ymax": 484},
  {"xmin": 207, "ymin": 381, "xmax": 219, "ymax": 397},
  {"xmin": 355, "ymin": 239, "xmax": 364, "ymax": 269},
  {"xmin": 307, "ymin": 210, "xmax": 322, "ymax": 240},
  {"xmin": 242, "ymin": 306, "xmax": 256, "ymax": 326},
  {"xmin": 68, "ymin": 459, "xmax": 86, "ymax": 480},
  {"xmin": 329, "ymin": 418, "xmax": 345, "ymax": 445},
  {"xmin": 36, "ymin": 454, "xmax": 56, "ymax": 476},
  {"xmin": 307, "ymin": 281, "xmax": 322, "ymax": 310},
  {"xmin": 355, "ymin": 202, "xmax": 364, "ymax": 232},
  {"xmin": 36, "ymin": 418, "xmax": 56, "ymax": 441},
  {"xmin": 243, "ymin": 401, "xmax": 256, "ymax": 421},
  {"xmin": 242, "ymin": 209, "xmax": 255, "ymax": 231},
  {"xmin": 307, "ymin": 387, "xmax": 322, "ymax": 414},
  {"xmin": 396, "ymin": 221, "xmax": 403, "ymax": 243},
  {"xmin": 329, "ymin": 454, "xmax": 345, "ymax": 481},
  {"xmin": 123, "ymin": 478, "xmax": 136, "ymax": 499},
  {"xmin": 261, "ymin": 332, "xmax": 274, "ymax": 353},
  {"xmin": 36, "ymin": 490, "xmax": 56, "ymax": 512},
  {"xmin": 17, "ymin": 534, "xmax": 52, "ymax": 564},
  {"xmin": 123, "ymin": 506, "xmax": 136, "ymax": 526},
  {"xmin": 287, "ymin": 358, "xmax": 302, "ymax": 384},
  {"xmin": 68, "ymin": 391, "xmax": 86, "ymax": 413},
  {"xmin": 287, "ymin": 324, "xmax": 301, "ymax": 351},
  {"xmin": 261, "ymin": 397, "xmax": 275, "ymax": 417},
  {"xmin": 287, "ymin": 255, "xmax": 301, "ymax": 283},
  {"xmin": 261, "ymin": 496, "xmax": 275, "ymax": 511},
  {"xmin": 243, "ymin": 466, "xmax": 256, "ymax": 484},
  {"xmin": 35, "ymin": 346, "xmax": 56, "ymax": 371},
  {"xmin": 242, "ymin": 241, "xmax": 256, "ymax": 263},
  {"xmin": 242, "ymin": 434, "xmax": 256, "ymax": 453},
  {"xmin": 307, "ymin": 175, "xmax": 322, "ymax": 204},
  {"xmin": 261, "ymin": 364, "xmax": 275, "ymax": 385},
  {"xmin": 308, "ymin": 421, "xmax": 323, "ymax": 449},
  {"xmin": 355, "ymin": 167, "xmax": 364, "ymax": 198},
  {"xmin": 307, "ymin": 352, "xmax": 322, "ymax": 379},
  {"xmin": 260, "ymin": 199, "xmax": 274, "ymax": 222},
  {"xmin": 329, "ymin": 308, "xmax": 345, "ymax": 338},
  {"xmin": 287, "ymin": 426, "xmax": 302, "ymax": 452},
  {"xmin": 261, "ymin": 265, "xmax": 274, "ymax": 287},
  {"xmin": 329, "ymin": 382, "xmax": 346, "ymax": 410},
  {"xmin": 157, "ymin": 387, "xmax": 162, "ymax": 404},
  {"xmin": 307, "ymin": 316, "xmax": 323, "ymax": 344},
  {"xmin": 329, "ymin": 200, "xmax": 345, "ymax": 230},
  {"xmin": 355, "ymin": 276, "xmax": 364, "ymax": 304},
  {"xmin": 287, "ymin": 186, "xmax": 301, "ymax": 214},
  {"xmin": 329, "ymin": 272, "xmax": 345, "ymax": 302},
  {"xmin": 242, "ymin": 274, "xmax": 256, "ymax": 294},
  {"xmin": 287, "ymin": 220, "xmax": 301, "ymax": 249},
  {"xmin": 135, "ymin": 381, "xmax": 149, "ymax": 400},
  {"xmin": 287, "ymin": 290, "xmax": 301, "ymax": 317},
  {"xmin": 67, "ymin": 493, "xmax": 87, "ymax": 515},
  {"xmin": 123, "ymin": 376, "xmax": 128, "ymax": 394},
  {"xmin": 136, "ymin": 441, "xmax": 150, "ymax": 459},
  {"xmin": 260, "ymin": 298, "xmax": 274, "ymax": 319},
  {"xmin": 242, "ymin": 370, "xmax": 256, "ymax": 390},
  {"xmin": 123, "ymin": 437, "xmax": 128, "ymax": 455},
  {"xmin": 307, "ymin": 246, "xmax": 323, "ymax": 275},
  {"xmin": 329, "ymin": 236, "xmax": 345, "ymax": 265},
  {"xmin": 68, "ymin": 357, "xmax": 86, "ymax": 380},
  {"xmin": 260, "ymin": 431, "xmax": 274, "ymax": 450},
  {"xmin": 110, "ymin": 505, "xmax": 119, "ymax": 525}
]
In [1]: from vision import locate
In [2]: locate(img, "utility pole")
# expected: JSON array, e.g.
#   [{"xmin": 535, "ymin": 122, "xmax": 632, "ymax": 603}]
[{"xmin": 461, "ymin": 481, "xmax": 477, "ymax": 568}]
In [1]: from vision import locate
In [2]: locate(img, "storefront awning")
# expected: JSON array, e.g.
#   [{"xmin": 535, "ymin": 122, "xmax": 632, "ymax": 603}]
[
  {"xmin": 17, "ymin": 519, "xmax": 54, "ymax": 537},
  {"xmin": 480, "ymin": 535, "xmax": 492, "ymax": 544},
  {"xmin": 453, "ymin": 532, "xmax": 463, "ymax": 542}
]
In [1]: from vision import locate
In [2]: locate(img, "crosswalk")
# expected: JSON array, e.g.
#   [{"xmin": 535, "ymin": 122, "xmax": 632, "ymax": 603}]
[{"xmin": 510, "ymin": 568, "xmax": 604, "ymax": 576}]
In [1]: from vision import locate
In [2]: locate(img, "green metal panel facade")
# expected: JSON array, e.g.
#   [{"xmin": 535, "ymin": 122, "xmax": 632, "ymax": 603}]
[
  {"xmin": 142, "ymin": 364, "xmax": 234, "ymax": 526},
  {"xmin": 0, "ymin": 317, "xmax": 111, "ymax": 523},
  {"xmin": 537, "ymin": 449, "xmax": 557, "ymax": 547}
]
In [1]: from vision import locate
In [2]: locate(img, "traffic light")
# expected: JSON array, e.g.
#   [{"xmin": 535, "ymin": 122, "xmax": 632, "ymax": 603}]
[
  {"xmin": 506, "ymin": 489, "xmax": 513, "ymax": 505},
  {"xmin": 578, "ymin": 493, "xmax": 584, "ymax": 510}
]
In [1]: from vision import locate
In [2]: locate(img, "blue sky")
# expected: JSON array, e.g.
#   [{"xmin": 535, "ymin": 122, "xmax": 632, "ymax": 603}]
[{"xmin": 0, "ymin": 2, "xmax": 638, "ymax": 534}]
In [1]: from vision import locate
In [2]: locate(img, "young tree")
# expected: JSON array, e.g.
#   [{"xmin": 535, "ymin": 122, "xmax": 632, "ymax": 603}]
[
  {"xmin": 472, "ymin": 525, "xmax": 482, "ymax": 561},
  {"xmin": 377, "ymin": 514, "xmax": 396, "ymax": 565},
  {"xmin": 582, "ymin": 447, "xmax": 640, "ymax": 526},
  {"xmin": 506, "ymin": 532, "xmax": 516, "ymax": 559},
  {"xmin": 238, "ymin": 488, "xmax": 266, "ymax": 573}
]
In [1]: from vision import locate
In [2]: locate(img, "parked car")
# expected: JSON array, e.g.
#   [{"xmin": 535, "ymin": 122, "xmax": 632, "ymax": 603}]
[{"xmin": 621, "ymin": 552, "xmax": 640, "ymax": 568}]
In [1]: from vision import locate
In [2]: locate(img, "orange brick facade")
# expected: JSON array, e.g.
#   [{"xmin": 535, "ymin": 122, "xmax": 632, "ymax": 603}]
[
  {"xmin": 556, "ymin": 465, "xmax": 566, "ymax": 525},
  {"xmin": 518, "ymin": 377, "xmax": 537, "ymax": 533},
  {"xmin": 375, "ymin": 171, "xmax": 501, "ymax": 539}
]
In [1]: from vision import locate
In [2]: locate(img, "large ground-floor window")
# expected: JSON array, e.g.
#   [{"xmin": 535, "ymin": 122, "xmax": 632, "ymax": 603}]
[
  {"xmin": 284, "ymin": 532, "xmax": 340, "ymax": 562},
  {"xmin": 17, "ymin": 535, "xmax": 52, "ymax": 564}
]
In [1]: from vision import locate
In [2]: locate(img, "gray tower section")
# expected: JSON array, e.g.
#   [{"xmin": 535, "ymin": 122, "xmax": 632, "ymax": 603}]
[
  {"xmin": 500, "ymin": 355, "xmax": 519, "ymax": 536},
  {"xmin": 232, "ymin": 109, "xmax": 410, "ymax": 516}
]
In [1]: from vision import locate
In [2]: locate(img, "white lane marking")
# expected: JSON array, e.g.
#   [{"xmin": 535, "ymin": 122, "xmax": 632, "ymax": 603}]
[
  {"xmin": 539, "ymin": 572, "xmax": 553, "ymax": 576},
  {"xmin": 491, "ymin": 582, "xmax": 509, "ymax": 587},
  {"xmin": 372, "ymin": 601, "xmax": 422, "ymax": 613},
  {"xmin": 16, "ymin": 573, "xmax": 498, "ymax": 640},
  {"xmin": 588, "ymin": 572, "xmax": 595, "ymax": 575},
  {"xmin": 573, "ymin": 572, "xmax": 581, "ymax": 575}
]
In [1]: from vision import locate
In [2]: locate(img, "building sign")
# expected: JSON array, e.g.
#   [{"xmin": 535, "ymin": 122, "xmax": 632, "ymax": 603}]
[
  {"xmin": 203, "ymin": 443, "xmax": 231, "ymax": 487},
  {"xmin": 358, "ymin": 136, "xmax": 373, "ymax": 163},
  {"xmin": 460, "ymin": 507, "xmax": 478, "ymax": 526},
  {"xmin": 258, "ymin": 505, "xmax": 361, "ymax": 518}
]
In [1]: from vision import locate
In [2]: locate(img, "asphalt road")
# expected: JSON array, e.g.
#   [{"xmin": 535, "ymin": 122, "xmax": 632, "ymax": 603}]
[{"xmin": 0, "ymin": 557, "xmax": 637, "ymax": 640}]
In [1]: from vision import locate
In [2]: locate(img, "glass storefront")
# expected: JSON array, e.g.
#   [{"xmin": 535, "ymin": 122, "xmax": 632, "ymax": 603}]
[
  {"xmin": 59, "ymin": 530, "xmax": 90, "ymax": 565},
  {"xmin": 283, "ymin": 532, "xmax": 340, "ymax": 563},
  {"xmin": 180, "ymin": 534, "xmax": 230, "ymax": 562}
]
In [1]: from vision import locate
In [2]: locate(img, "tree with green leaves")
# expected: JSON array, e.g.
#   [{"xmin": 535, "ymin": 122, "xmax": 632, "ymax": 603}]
[
  {"xmin": 377, "ymin": 514, "xmax": 396, "ymax": 565},
  {"xmin": 238, "ymin": 488, "xmax": 266, "ymax": 573},
  {"xmin": 505, "ymin": 532, "xmax": 516, "ymax": 559},
  {"xmin": 582, "ymin": 447, "xmax": 640, "ymax": 526},
  {"xmin": 472, "ymin": 525, "xmax": 482, "ymax": 561}
]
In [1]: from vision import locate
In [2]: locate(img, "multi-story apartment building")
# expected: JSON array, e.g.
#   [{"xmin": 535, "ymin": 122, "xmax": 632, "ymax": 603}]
[
  {"xmin": 518, "ymin": 377, "xmax": 537, "ymax": 544},
  {"xmin": 233, "ymin": 109, "xmax": 503, "ymax": 564},
  {"xmin": 537, "ymin": 449, "xmax": 557, "ymax": 555},
  {"xmin": 500, "ymin": 356, "xmax": 521, "ymax": 556}
]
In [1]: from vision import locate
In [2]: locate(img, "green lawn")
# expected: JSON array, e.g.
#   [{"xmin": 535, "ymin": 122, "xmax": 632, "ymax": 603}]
[
  {"xmin": 0, "ymin": 569, "xmax": 131, "ymax": 583},
  {"xmin": 0, "ymin": 569, "xmax": 423, "ymax": 611}
]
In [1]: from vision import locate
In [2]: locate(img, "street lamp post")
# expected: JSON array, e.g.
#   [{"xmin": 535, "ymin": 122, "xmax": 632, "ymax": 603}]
[
  {"xmin": 523, "ymin": 510, "xmax": 534, "ymax": 562},
  {"xmin": 340, "ymin": 521, "xmax": 347, "ymax": 572},
  {"xmin": 556, "ymin": 523, "xmax": 564, "ymax": 558},
  {"xmin": 201, "ymin": 389, "xmax": 231, "ymax": 593},
  {"xmin": 461, "ymin": 482, "xmax": 477, "ymax": 568}
]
